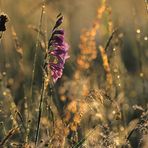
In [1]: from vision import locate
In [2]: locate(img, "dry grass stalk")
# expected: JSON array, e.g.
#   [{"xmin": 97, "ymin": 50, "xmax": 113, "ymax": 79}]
[
  {"xmin": 0, "ymin": 127, "xmax": 19, "ymax": 147},
  {"xmin": 99, "ymin": 46, "xmax": 113, "ymax": 87}
]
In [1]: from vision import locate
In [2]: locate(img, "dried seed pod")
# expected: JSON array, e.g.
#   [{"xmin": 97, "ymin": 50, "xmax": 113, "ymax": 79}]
[{"xmin": 0, "ymin": 13, "xmax": 9, "ymax": 32}]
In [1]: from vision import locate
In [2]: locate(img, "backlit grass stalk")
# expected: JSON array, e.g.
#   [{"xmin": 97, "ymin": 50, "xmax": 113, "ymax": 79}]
[
  {"xmin": 99, "ymin": 29, "xmax": 118, "ymax": 89},
  {"xmin": 30, "ymin": 1, "xmax": 45, "ymax": 100},
  {"xmin": 35, "ymin": 73, "xmax": 49, "ymax": 146},
  {"xmin": 29, "ymin": 1, "xmax": 45, "ymax": 145},
  {"xmin": 77, "ymin": 0, "xmax": 106, "ymax": 72},
  {"xmin": 0, "ymin": 127, "xmax": 19, "ymax": 147},
  {"xmin": 11, "ymin": 26, "xmax": 26, "ymax": 132},
  {"xmin": 99, "ymin": 45, "xmax": 112, "ymax": 88}
]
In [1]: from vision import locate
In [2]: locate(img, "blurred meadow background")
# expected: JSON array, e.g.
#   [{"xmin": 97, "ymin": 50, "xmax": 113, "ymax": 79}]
[{"xmin": 0, "ymin": 0, "xmax": 148, "ymax": 147}]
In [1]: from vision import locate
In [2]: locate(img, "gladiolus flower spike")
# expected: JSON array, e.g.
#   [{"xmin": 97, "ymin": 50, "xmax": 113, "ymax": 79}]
[{"xmin": 46, "ymin": 14, "xmax": 69, "ymax": 83}]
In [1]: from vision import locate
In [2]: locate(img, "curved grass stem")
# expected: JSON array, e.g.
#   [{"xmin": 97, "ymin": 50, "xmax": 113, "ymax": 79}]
[
  {"xmin": 35, "ymin": 77, "xmax": 46, "ymax": 146},
  {"xmin": 30, "ymin": 1, "xmax": 45, "ymax": 101},
  {"xmin": 26, "ymin": 0, "xmax": 45, "ymax": 144}
]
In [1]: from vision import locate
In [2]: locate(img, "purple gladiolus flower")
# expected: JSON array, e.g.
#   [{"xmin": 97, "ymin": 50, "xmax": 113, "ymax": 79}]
[{"xmin": 47, "ymin": 14, "xmax": 69, "ymax": 83}]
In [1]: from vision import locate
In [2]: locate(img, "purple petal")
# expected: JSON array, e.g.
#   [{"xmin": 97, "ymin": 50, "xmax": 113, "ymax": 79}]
[
  {"xmin": 52, "ymin": 29, "xmax": 64, "ymax": 35},
  {"xmin": 53, "ymin": 35, "xmax": 64, "ymax": 43}
]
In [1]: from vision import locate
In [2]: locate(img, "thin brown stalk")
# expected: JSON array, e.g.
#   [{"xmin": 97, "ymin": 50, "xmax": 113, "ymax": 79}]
[
  {"xmin": 26, "ymin": 1, "xmax": 45, "ymax": 145},
  {"xmin": 0, "ymin": 127, "xmax": 19, "ymax": 147},
  {"xmin": 99, "ymin": 46, "xmax": 113, "ymax": 87},
  {"xmin": 35, "ymin": 73, "xmax": 51, "ymax": 146},
  {"xmin": 35, "ymin": 76, "xmax": 46, "ymax": 146},
  {"xmin": 104, "ymin": 28, "xmax": 118, "ymax": 52},
  {"xmin": 98, "ymin": 29, "xmax": 118, "ymax": 88},
  {"xmin": 30, "ymin": 1, "xmax": 45, "ymax": 100}
]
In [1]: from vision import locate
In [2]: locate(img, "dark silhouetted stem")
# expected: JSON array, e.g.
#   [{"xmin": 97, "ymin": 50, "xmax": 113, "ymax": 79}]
[
  {"xmin": 35, "ymin": 78, "xmax": 46, "ymax": 146},
  {"xmin": 105, "ymin": 28, "xmax": 118, "ymax": 52}
]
